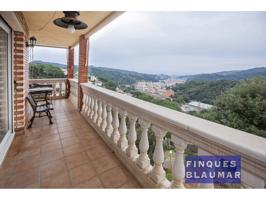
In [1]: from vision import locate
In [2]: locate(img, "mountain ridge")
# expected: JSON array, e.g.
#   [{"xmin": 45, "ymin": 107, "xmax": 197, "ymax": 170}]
[
  {"xmin": 177, "ymin": 67, "xmax": 266, "ymax": 81},
  {"xmin": 31, "ymin": 60, "xmax": 266, "ymax": 82}
]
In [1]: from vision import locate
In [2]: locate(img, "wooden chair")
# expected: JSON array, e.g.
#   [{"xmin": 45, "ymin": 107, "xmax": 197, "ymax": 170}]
[{"xmin": 26, "ymin": 93, "xmax": 53, "ymax": 128}]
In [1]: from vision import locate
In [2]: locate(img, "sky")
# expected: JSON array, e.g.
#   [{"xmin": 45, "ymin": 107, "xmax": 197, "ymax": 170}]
[{"xmin": 34, "ymin": 12, "xmax": 266, "ymax": 75}]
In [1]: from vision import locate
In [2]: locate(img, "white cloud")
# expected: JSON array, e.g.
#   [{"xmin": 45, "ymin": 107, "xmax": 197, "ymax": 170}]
[{"xmin": 34, "ymin": 12, "xmax": 266, "ymax": 75}]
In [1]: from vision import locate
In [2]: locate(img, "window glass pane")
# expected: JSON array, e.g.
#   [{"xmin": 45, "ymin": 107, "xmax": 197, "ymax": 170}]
[{"xmin": 0, "ymin": 26, "xmax": 9, "ymax": 142}]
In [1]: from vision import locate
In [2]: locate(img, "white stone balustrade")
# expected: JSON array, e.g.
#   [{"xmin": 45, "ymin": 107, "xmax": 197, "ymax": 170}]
[
  {"xmin": 29, "ymin": 78, "xmax": 68, "ymax": 99},
  {"xmin": 80, "ymin": 82, "xmax": 266, "ymax": 189}
]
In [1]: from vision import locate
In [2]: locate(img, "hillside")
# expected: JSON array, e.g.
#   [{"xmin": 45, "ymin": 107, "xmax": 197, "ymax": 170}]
[
  {"xmin": 31, "ymin": 60, "xmax": 169, "ymax": 85},
  {"xmin": 32, "ymin": 60, "xmax": 67, "ymax": 69},
  {"xmin": 178, "ymin": 67, "xmax": 266, "ymax": 81},
  {"xmin": 31, "ymin": 60, "xmax": 266, "ymax": 83},
  {"xmin": 89, "ymin": 65, "xmax": 169, "ymax": 85}
]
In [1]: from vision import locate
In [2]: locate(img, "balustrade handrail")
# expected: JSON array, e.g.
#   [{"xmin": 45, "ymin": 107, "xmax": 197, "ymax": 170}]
[
  {"xmin": 29, "ymin": 78, "xmax": 68, "ymax": 99},
  {"xmin": 68, "ymin": 78, "xmax": 78, "ymax": 84},
  {"xmin": 29, "ymin": 78, "xmax": 67, "ymax": 82},
  {"xmin": 81, "ymin": 83, "xmax": 266, "ymax": 166}
]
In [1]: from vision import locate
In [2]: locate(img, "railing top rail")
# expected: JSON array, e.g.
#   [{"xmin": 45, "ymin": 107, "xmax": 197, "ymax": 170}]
[
  {"xmin": 29, "ymin": 78, "xmax": 67, "ymax": 81},
  {"xmin": 68, "ymin": 78, "xmax": 78, "ymax": 83},
  {"xmin": 81, "ymin": 83, "xmax": 266, "ymax": 164}
]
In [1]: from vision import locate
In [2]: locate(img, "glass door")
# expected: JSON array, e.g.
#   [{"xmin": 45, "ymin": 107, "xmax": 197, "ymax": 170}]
[{"xmin": 0, "ymin": 18, "xmax": 13, "ymax": 147}]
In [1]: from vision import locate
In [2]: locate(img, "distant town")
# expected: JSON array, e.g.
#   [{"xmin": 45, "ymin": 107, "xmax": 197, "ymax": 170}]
[{"xmin": 89, "ymin": 75, "xmax": 213, "ymax": 113}]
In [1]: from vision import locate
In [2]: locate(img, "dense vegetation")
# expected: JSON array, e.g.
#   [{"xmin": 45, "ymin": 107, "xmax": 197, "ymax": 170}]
[
  {"xmin": 30, "ymin": 61, "xmax": 266, "ymax": 138},
  {"xmin": 192, "ymin": 77, "xmax": 266, "ymax": 138},
  {"xmin": 96, "ymin": 77, "xmax": 118, "ymax": 91},
  {"xmin": 172, "ymin": 80, "xmax": 238, "ymax": 104},
  {"xmin": 29, "ymin": 63, "xmax": 65, "ymax": 79},
  {"xmin": 89, "ymin": 65, "xmax": 169, "ymax": 85}
]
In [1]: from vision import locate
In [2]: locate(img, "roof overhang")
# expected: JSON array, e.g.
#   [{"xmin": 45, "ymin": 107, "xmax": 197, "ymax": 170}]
[{"xmin": 21, "ymin": 11, "xmax": 123, "ymax": 48}]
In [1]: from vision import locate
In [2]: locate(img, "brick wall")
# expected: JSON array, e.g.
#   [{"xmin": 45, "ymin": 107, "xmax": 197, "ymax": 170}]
[
  {"xmin": 13, "ymin": 31, "xmax": 28, "ymax": 130},
  {"xmin": 78, "ymin": 35, "xmax": 89, "ymax": 111},
  {"xmin": 67, "ymin": 47, "xmax": 74, "ymax": 79}
]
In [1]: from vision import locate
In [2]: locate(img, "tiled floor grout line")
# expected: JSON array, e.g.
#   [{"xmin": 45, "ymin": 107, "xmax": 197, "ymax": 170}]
[
  {"xmin": 1, "ymin": 100, "xmax": 141, "ymax": 188},
  {"xmin": 55, "ymin": 110, "xmax": 75, "ymax": 188}
]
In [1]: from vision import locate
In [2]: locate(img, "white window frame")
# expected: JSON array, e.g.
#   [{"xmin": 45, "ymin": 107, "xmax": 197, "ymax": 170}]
[{"xmin": 0, "ymin": 17, "xmax": 15, "ymax": 165}]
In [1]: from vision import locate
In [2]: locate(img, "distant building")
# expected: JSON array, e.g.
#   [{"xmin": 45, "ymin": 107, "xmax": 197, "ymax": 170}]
[
  {"xmin": 181, "ymin": 101, "xmax": 213, "ymax": 112},
  {"xmin": 90, "ymin": 75, "xmax": 103, "ymax": 86},
  {"xmin": 163, "ymin": 90, "xmax": 174, "ymax": 98},
  {"xmin": 134, "ymin": 80, "xmax": 176, "ymax": 99},
  {"xmin": 115, "ymin": 87, "xmax": 124, "ymax": 94}
]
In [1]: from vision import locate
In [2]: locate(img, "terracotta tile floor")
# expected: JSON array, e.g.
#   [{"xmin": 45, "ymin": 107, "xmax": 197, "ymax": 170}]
[{"xmin": 0, "ymin": 99, "xmax": 141, "ymax": 188}]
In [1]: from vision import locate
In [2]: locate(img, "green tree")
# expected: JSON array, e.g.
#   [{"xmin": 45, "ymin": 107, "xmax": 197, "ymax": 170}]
[
  {"xmin": 194, "ymin": 77, "xmax": 266, "ymax": 138},
  {"xmin": 29, "ymin": 63, "xmax": 65, "ymax": 79},
  {"xmin": 97, "ymin": 77, "xmax": 118, "ymax": 91},
  {"xmin": 172, "ymin": 80, "xmax": 237, "ymax": 104}
]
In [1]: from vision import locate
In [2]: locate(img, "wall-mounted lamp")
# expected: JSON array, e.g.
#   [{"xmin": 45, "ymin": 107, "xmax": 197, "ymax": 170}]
[{"xmin": 26, "ymin": 36, "xmax": 37, "ymax": 47}]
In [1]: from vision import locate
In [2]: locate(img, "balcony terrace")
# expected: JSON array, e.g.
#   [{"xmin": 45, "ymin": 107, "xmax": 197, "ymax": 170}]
[
  {"xmin": 0, "ymin": 98, "xmax": 141, "ymax": 188},
  {"xmin": 0, "ymin": 11, "xmax": 265, "ymax": 189}
]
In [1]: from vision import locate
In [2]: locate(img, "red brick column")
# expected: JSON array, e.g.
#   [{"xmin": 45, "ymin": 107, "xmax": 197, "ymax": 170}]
[
  {"xmin": 78, "ymin": 35, "xmax": 89, "ymax": 111},
  {"xmin": 67, "ymin": 46, "xmax": 74, "ymax": 79},
  {"xmin": 14, "ymin": 31, "xmax": 29, "ymax": 130}
]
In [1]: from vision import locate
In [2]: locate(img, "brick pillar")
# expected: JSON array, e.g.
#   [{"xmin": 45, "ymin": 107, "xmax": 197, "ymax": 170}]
[
  {"xmin": 78, "ymin": 35, "xmax": 89, "ymax": 111},
  {"xmin": 67, "ymin": 46, "xmax": 74, "ymax": 79},
  {"xmin": 14, "ymin": 31, "xmax": 29, "ymax": 130}
]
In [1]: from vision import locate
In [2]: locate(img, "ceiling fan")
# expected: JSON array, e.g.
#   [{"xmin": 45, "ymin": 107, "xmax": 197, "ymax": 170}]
[{"xmin": 53, "ymin": 11, "xmax": 88, "ymax": 34}]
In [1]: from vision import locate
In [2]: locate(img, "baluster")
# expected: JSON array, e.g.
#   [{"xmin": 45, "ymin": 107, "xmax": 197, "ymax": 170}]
[
  {"xmin": 52, "ymin": 83, "xmax": 56, "ymax": 97},
  {"xmin": 85, "ymin": 95, "xmax": 90, "ymax": 115},
  {"xmin": 82, "ymin": 94, "xmax": 87, "ymax": 114},
  {"xmin": 150, "ymin": 125, "xmax": 167, "ymax": 184},
  {"xmin": 93, "ymin": 98, "xmax": 98, "ymax": 123},
  {"xmin": 63, "ymin": 80, "xmax": 66, "ymax": 97},
  {"xmin": 86, "ymin": 95, "xmax": 91, "ymax": 117},
  {"xmin": 97, "ymin": 100, "xmax": 102, "ymax": 127},
  {"xmin": 117, "ymin": 110, "xmax": 128, "ymax": 151},
  {"xmin": 196, "ymin": 148, "xmax": 214, "ymax": 189},
  {"xmin": 126, "ymin": 114, "xmax": 138, "ymax": 161},
  {"xmin": 106, "ymin": 104, "xmax": 113, "ymax": 137},
  {"xmin": 171, "ymin": 136, "xmax": 187, "ymax": 188},
  {"xmin": 111, "ymin": 107, "xmax": 120, "ymax": 144},
  {"xmin": 59, "ymin": 81, "xmax": 63, "ymax": 97},
  {"xmin": 136, "ymin": 119, "xmax": 152, "ymax": 173},
  {"xmin": 101, "ymin": 101, "xmax": 107, "ymax": 133},
  {"xmin": 89, "ymin": 97, "xmax": 94, "ymax": 120}
]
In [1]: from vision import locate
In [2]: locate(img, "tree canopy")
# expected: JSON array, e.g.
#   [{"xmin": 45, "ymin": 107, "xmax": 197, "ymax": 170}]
[
  {"xmin": 172, "ymin": 80, "xmax": 237, "ymax": 104},
  {"xmin": 193, "ymin": 77, "xmax": 266, "ymax": 138},
  {"xmin": 29, "ymin": 63, "xmax": 65, "ymax": 79}
]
